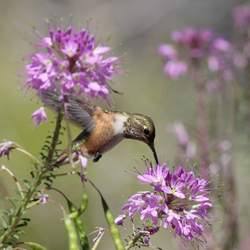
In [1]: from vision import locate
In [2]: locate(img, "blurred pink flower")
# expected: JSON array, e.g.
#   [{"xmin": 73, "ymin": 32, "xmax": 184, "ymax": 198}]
[
  {"xmin": 233, "ymin": 4, "xmax": 250, "ymax": 31},
  {"xmin": 163, "ymin": 60, "xmax": 187, "ymax": 79}
]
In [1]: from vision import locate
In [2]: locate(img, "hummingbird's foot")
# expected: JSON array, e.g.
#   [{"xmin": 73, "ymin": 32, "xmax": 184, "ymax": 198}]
[{"xmin": 93, "ymin": 152, "xmax": 102, "ymax": 162}]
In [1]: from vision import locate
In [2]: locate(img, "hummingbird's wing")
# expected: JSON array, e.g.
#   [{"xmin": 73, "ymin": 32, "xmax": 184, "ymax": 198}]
[{"xmin": 39, "ymin": 90, "xmax": 96, "ymax": 133}]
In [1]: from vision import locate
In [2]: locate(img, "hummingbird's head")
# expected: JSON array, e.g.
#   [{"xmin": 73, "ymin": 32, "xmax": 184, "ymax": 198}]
[{"xmin": 124, "ymin": 113, "xmax": 158, "ymax": 164}]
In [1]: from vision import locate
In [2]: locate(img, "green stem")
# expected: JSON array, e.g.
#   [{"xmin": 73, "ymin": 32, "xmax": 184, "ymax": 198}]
[
  {"xmin": 64, "ymin": 103, "xmax": 74, "ymax": 169},
  {"xmin": 0, "ymin": 110, "xmax": 63, "ymax": 246},
  {"xmin": 1, "ymin": 165, "xmax": 24, "ymax": 199},
  {"xmin": 192, "ymin": 67, "xmax": 210, "ymax": 174},
  {"xmin": 124, "ymin": 232, "xmax": 143, "ymax": 250}
]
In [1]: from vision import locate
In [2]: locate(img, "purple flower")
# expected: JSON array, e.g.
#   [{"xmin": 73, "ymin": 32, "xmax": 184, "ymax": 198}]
[
  {"xmin": 93, "ymin": 228, "xmax": 104, "ymax": 242},
  {"xmin": 171, "ymin": 27, "xmax": 213, "ymax": 49},
  {"xmin": 162, "ymin": 174, "xmax": 185, "ymax": 198},
  {"xmin": 0, "ymin": 141, "xmax": 12, "ymax": 160},
  {"xmin": 158, "ymin": 27, "xmax": 235, "ymax": 83},
  {"xmin": 20, "ymin": 19, "xmax": 124, "ymax": 110},
  {"xmin": 211, "ymin": 37, "xmax": 232, "ymax": 52},
  {"xmin": 116, "ymin": 161, "xmax": 217, "ymax": 246},
  {"xmin": 137, "ymin": 163, "xmax": 169, "ymax": 188},
  {"xmin": 39, "ymin": 194, "xmax": 49, "ymax": 204},
  {"xmin": 114, "ymin": 214, "xmax": 126, "ymax": 226},
  {"xmin": 157, "ymin": 44, "xmax": 177, "ymax": 59},
  {"xmin": 76, "ymin": 151, "xmax": 88, "ymax": 169},
  {"xmin": 140, "ymin": 227, "xmax": 159, "ymax": 247},
  {"xmin": 163, "ymin": 60, "xmax": 187, "ymax": 79},
  {"xmin": 233, "ymin": 4, "xmax": 250, "ymax": 31},
  {"xmin": 31, "ymin": 107, "xmax": 48, "ymax": 125}
]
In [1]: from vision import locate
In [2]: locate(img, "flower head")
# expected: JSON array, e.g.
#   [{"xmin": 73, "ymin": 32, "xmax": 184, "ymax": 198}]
[
  {"xmin": 157, "ymin": 27, "xmax": 235, "ymax": 83},
  {"xmin": 20, "ymin": 19, "xmax": 124, "ymax": 113},
  {"xmin": 116, "ymin": 161, "xmax": 217, "ymax": 247},
  {"xmin": 233, "ymin": 4, "xmax": 250, "ymax": 31}
]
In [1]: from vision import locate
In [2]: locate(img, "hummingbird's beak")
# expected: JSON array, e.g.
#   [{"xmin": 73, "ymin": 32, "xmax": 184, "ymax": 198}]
[{"xmin": 150, "ymin": 144, "xmax": 159, "ymax": 165}]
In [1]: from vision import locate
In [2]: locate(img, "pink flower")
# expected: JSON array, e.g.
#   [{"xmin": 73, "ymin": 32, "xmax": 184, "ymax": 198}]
[
  {"xmin": 116, "ymin": 161, "xmax": 217, "ymax": 246},
  {"xmin": 158, "ymin": 27, "xmax": 236, "ymax": 83},
  {"xmin": 233, "ymin": 4, "xmax": 250, "ymax": 31},
  {"xmin": 20, "ymin": 18, "xmax": 124, "ymax": 111},
  {"xmin": 163, "ymin": 60, "xmax": 187, "ymax": 79},
  {"xmin": 31, "ymin": 107, "xmax": 48, "ymax": 125},
  {"xmin": 0, "ymin": 141, "xmax": 12, "ymax": 160},
  {"xmin": 157, "ymin": 44, "xmax": 177, "ymax": 59}
]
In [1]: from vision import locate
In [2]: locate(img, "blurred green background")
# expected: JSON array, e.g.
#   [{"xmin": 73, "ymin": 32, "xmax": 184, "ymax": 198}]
[{"xmin": 0, "ymin": 0, "xmax": 249, "ymax": 249}]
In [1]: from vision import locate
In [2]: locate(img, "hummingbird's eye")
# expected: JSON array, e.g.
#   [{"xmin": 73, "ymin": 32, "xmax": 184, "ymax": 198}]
[{"xmin": 144, "ymin": 127, "xmax": 149, "ymax": 135}]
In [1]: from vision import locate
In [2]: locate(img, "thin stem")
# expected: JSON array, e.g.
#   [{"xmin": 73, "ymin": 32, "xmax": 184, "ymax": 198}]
[
  {"xmin": 45, "ymin": 110, "xmax": 64, "ymax": 167},
  {"xmin": 64, "ymin": 102, "xmax": 75, "ymax": 169},
  {"xmin": 0, "ymin": 165, "xmax": 24, "ymax": 199},
  {"xmin": 0, "ymin": 141, "xmax": 40, "ymax": 165},
  {"xmin": 192, "ymin": 67, "xmax": 210, "ymax": 174},
  {"xmin": 15, "ymin": 147, "xmax": 40, "ymax": 164},
  {"xmin": 124, "ymin": 232, "xmax": 144, "ymax": 250},
  {"xmin": 26, "ymin": 199, "xmax": 42, "ymax": 209}
]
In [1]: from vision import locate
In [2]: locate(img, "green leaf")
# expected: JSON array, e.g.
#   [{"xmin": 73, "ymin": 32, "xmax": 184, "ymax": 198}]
[
  {"xmin": 6, "ymin": 197, "xmax": 16, "ymax": 209},
  {"xmin": 13, "ymin": 188, "xmax": 22, "ymax": 197},
  {"xmin": 2, "ymin": 220, "xmax": 8, "ymax": 229},
  {"xmin": 16, "ymin": 221, "xmax": 28, "ymax": 228},
  {"xmin": 12, "ymin": 197, "xmax": 22, "ymax": 202},
  {"xmin": 9, "ymin": 208, "xmax": 15, "ymax": 215},
  {"xmin": 23, "ymin": 178, "xmax": 31, "ymax": 189},
  {"xmin": 2, "ymin": 210, "xmax": 9, "ymax": 216},
  {"xmin": 12, "ymin": 234, "xmax": 19, "ymax": 239},
  {"xmin": 23, "ymin": 183, "xmax": 30, "ymax": 190},
  {"xmin": 23, "ymin": 177, "xmax": 31, "ymax": 184},
  {"xmin": 14, "ymin": 229, "xmax": 25, "ymax": 234},
  {"xmin": 1, "ymin": 216, "xmax": 8, "ymax": 225}
]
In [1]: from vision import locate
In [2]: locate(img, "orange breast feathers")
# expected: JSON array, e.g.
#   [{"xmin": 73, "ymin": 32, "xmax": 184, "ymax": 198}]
[{"xmin": 82, "ymin": 108, "xmax": 116, "ymax": 156}]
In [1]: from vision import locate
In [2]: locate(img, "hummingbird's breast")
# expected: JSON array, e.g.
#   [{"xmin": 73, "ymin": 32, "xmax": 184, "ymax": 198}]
[{"xmin": 81, "ymin": 109, "xmax": 128, "ymax": 157}]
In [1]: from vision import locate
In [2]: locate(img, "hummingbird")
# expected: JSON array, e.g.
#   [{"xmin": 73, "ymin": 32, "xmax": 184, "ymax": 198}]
[{"xmin": 40, "ymin": 90, "xmax": 158, "ymax": 167}]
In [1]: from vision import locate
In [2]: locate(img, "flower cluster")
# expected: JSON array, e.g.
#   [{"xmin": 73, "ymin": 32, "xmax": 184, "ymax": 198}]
[
  {"xmin": 20, "ymin": 19, "xmax": 124, "ymax": 124},
  {"xmin": 233, "ymin": 4, "xmax": 250, "ymax": 31},
  {"xmin": 116, "ymin": 161, "xmax": 217, "ymax": 246},
  {"xmin": 232, "ymin": 4, "xmax": 250, "ymax": 66},
  {"xmin": 157, "ymin": 27, "xmax": 241, "ymax": 84}
]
